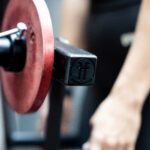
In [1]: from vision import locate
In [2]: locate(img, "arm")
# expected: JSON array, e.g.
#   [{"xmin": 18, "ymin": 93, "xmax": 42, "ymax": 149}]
[
  {"xmin": 60, "ymin": 0, "xmax": 90, "ymax": 48},
  {"xmin": 84, "ymin": 1, "xmax": 150, "ymax": 150},
  {"xmin": 110, "ymin": 0, "xmax": 150, "ymax": 110}
]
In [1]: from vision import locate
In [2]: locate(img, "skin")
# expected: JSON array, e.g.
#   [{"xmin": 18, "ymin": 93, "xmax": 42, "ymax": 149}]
[
  {"xmin": 60, "ymin": 0, "xmax": 90, "ymax": 48},
  {"xmin": 61, "ymin": 0, "xmax": 150, "ymax": 150}
]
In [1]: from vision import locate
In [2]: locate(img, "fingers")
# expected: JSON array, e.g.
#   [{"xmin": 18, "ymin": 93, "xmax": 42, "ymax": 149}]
[
  {"xmin": 84, "ymin": 125, "xmax": 136, "ymax": 150},
  {"xmin": 83, "ymin": 142, "xmax": 101, "ymax": 150},
  {"xmin": 83, "ymin": 139, "xmax": 135, "ymax": 150}
]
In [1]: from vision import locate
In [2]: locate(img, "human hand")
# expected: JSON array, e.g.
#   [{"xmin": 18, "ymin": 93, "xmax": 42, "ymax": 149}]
[{"xmin": 83, "ymin": 95, "xmax": 142, "ymax": 150}]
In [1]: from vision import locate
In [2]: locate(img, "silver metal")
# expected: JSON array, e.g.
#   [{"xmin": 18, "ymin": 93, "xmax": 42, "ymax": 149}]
[
  {"xmin": 56, "ymin": 37, "xmax": 70, "ymax": 44},
  {"xmin": 16, "ymin": 22, "xmax": 27, "ymax": 38},
  {"xmin": 0, "ymin": 22, "xmax": 27, "ymax": 39}
]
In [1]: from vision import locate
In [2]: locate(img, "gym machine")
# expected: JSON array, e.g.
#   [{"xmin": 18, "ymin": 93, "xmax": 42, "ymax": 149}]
[{"xmin": 0, "ymin": 0, "xmax": 97, "ymax": 149}]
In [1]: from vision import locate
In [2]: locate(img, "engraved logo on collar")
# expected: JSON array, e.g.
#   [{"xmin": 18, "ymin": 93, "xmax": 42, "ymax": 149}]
[
  {"xmin": 120, "ymin": 32, "xmax": 134, "ymax": 47},
  {"xmin": 70, "ymin": 59, "xmax": 95, "ymax": 84}
]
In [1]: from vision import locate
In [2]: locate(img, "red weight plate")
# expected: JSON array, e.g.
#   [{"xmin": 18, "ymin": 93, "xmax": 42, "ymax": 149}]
[{"xmin": 1, "ymin": 0, "xmax": 54, "ymax": 113}]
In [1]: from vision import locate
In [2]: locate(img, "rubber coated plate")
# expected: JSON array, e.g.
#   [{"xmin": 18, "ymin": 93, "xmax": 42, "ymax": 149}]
[{"xmin": 1, "ymin": 0, "xmax": 54, "ymax": 113}]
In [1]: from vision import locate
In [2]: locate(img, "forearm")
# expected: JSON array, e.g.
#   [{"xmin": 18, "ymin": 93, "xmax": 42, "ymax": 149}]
[
  {"xmin": 60, "ymin": 0, "xmax": 90, "ymax": 48},
  {"xmin": 110, "ymin": 0, "xmax": 150, "ymax": 111}
]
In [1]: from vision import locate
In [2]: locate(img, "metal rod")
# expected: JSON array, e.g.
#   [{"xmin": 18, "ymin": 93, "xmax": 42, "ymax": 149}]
[
  {"xmin": 45, "ymin": 79, "xmax": 65, "ymax": 150},
  {"xmin": 0, "ymin": 22, "xmax": 27, "ymax": 38}
]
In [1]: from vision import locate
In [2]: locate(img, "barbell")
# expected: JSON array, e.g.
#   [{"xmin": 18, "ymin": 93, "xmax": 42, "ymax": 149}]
[{"xmin": 0, "ymin": 0, "xmax": 97, "ymax": 114}]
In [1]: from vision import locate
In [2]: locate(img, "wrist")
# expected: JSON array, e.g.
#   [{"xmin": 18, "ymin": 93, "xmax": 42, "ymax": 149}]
[
  {"xmin": 109, "ymin": 45, "xmax": 150, "ymax": 112},
  {"xmin": 109, "ymin": 84, "xmax": 145, "ymax": 113}
]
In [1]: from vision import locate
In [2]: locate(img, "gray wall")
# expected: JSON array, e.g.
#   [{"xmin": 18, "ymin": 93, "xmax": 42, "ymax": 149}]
[{"xmin": 46, "ymin": 0, "xmax": 62, "ymax": 36}]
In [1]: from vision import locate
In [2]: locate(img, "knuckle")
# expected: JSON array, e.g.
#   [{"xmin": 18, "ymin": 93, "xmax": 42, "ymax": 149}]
[{"xmin": 107, "ymin": 139, "xmax": 117, "ymax": 147}]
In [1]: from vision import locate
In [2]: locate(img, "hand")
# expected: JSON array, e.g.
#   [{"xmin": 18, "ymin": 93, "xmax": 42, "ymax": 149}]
[{"xmin": 83, "ymin": 95, "xmax": 142, "ymax": 150}]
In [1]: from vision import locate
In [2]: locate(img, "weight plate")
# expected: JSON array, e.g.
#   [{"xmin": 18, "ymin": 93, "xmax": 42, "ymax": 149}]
[{"xmin": 1, "ymin": 0, "xmax": 54, "ymax": 113}]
